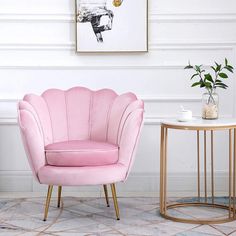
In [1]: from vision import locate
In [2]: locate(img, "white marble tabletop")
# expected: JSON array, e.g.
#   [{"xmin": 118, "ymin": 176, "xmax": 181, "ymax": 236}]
[{"xmin": 161, "ymin": 117, "xmax": 236, "ymax": 129}]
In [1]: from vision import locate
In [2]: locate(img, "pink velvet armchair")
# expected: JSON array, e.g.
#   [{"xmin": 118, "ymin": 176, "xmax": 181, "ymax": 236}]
[{"xmin": 18, "ymin": 87, "xmax": 144, "ymax": 221}]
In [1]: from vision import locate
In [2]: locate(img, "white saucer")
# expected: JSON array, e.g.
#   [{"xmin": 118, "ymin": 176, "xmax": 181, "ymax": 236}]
[{"xmin": 177, "ymin": 117, "xmax": 197, "ymax": 122}]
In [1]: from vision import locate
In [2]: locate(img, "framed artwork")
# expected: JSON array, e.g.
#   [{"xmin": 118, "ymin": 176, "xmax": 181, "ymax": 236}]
[{"xmin": 75, "ymin": 0, "xmax": 148, "ymax": 52}]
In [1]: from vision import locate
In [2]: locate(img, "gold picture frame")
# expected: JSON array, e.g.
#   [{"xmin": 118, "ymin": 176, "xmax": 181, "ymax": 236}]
[{"xmin": 75, "ymin": 0, "xmax": 148, "ymax": 53}]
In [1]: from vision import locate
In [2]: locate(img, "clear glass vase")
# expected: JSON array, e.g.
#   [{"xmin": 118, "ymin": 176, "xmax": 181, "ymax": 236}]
[{"xmin": 202, "ymin": 91, "xmax": 219, "ymax": 120}]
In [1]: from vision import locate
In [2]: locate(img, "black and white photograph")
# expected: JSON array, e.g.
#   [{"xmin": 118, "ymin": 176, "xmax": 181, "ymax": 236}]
[{"xmin": 75, "ymin": 0, "xmax": 148, "ymax": 52}]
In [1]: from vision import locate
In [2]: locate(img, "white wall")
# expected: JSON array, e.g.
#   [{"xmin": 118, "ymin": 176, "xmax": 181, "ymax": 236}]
[{"xmin": 0, "ymin": 0, "xmax": 236, "ymax": 196}]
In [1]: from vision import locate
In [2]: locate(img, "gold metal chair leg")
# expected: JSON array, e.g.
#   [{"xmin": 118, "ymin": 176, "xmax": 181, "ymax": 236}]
[
  {"xmin": 57, "ymin": 186, "xmax": 62, "ymax": 208},
  {"xmin": 103, "ymin": 185, "xmax": 110, "ymax": 207},
  {"xmin": 43, "ymin": 185, "xmax": 53, "ymax": 221},
  {"xmin": 110, "ymin": 183, "xmax": 120, "ymax": 220}
]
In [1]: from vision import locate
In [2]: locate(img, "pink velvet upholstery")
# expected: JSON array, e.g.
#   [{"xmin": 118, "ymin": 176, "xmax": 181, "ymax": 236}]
[
  {"xmin": 45, "ymin": 140, "xmax": 119, "ymax": 167},
  {"xmin": 18, "ymin": 87, "xmax": 144, "ymax": 186},
  {"xmin": 38, "ymin": 164, "xmax": 127, "ymax": 186}
]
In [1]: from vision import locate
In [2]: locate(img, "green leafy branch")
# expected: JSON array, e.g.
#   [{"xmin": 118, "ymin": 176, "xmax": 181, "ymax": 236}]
[{"xmin": 184, "ymin": 58, "xmax": 234, "ymax": 94}]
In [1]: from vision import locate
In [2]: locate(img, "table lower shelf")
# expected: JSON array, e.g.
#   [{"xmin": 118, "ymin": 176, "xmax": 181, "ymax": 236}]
[{"xmin": 160, "ymin": 198, "xmax": 236, "ymax": 224}]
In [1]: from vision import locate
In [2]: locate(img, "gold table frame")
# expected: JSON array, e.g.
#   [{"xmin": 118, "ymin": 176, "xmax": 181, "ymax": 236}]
[{"xmin": 160, "ymin": 122, "xmax": 236, "ymax": 224}]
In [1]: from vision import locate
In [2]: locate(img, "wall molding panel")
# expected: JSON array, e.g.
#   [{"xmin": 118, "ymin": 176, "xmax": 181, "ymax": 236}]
[
  {"xmin": 0, "ymin": 95, "xmax": 202, "ymax": 103},
  {"xmin": 0, "ymin": 95, "xmax": 202, "ymax": 125},
  {"xmin": 141, "ymin": 95, "xmax": 201, "ymax": 103},
  {"xmin": 150, "ymin": 13, "xmax": 236, "ymax": 23},
  {"xmin": 0, "ymin": 42, "xmax": 235, "ymax": 51},
  {"xmin": 0, "ymin": 65, "xmax": 195, "ymax": 70},
  {"xmin": 0, "ymin": 43, "xmax": 74, "ymax": 51},
  {"xmin": 0, "ymin": 171, "xmax": 230, "ymax": 196},
  {"xmin": 0, "ymin": 13, "xmax": 74, "ymax": 22},
  {"xmin": 1, "ymin": 13, "xmax": 236, "ymax": 23}
]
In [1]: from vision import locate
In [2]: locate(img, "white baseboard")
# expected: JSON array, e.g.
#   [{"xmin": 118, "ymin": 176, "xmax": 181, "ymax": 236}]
[{"xmin": 0, "ymin": 171, "xmax": 229, "ymax": 197}]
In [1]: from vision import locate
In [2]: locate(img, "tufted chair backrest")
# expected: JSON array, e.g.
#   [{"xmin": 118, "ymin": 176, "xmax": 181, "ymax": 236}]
[{"xmin": 19, "ymin": 87, "xmax": 142, "ymax": 146}]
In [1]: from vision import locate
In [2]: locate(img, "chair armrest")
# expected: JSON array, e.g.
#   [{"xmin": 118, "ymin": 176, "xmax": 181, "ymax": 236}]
[
  {"xmin": 117, "ymin": 108, "xmax": 144, "ymax": 180},
  {"xmin": 18, "ymin": 101, "xmax": 46, "ymax": 182}
]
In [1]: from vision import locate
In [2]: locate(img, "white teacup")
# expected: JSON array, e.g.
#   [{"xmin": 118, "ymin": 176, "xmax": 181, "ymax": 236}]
[{"xmin": 178, "ymin": 109, "xmax": 192, "ymax": 122}]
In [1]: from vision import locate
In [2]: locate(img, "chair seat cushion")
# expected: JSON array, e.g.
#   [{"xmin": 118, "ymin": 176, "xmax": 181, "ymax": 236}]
[
  {"xmin": 45, "ymin": 140, "xmax": 119, "ymax": 167},
  {"xmin": 38, "ymin": 164, "xmax": 126, "ymax": 186}
]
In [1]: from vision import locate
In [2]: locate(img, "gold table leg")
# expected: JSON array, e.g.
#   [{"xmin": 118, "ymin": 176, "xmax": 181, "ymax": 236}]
[
  {"xmin": 163, "ymin": 128, "xmax": 168, "ymax": 213},
  {"xmin": 229, "ymin": 129, "xmax": 232, "ymax": 218},
  {"xmin": 160, "ymin": 125, "xmax": 164, "ymax": 214},
  {"xmin": 160, "ymin": 126, "xmax": 168, "ymax": 214},
  {"xmin": 197, "ymin": 131, "xmax": 200, "ymax": 201},
  {"xmin": 211, "ymin": 131, "xmax": 214, "ymax": 204},
  {"xmin": 233, "ymin": 129, "xmax": 236, "ymax": 217},
  {"xmin": 204, "ymin": 130, "xmax": 207, "ymax": 203},
  {"xmin": 159, "ymin": 127, "xmax": 236, "ymax": 224}
]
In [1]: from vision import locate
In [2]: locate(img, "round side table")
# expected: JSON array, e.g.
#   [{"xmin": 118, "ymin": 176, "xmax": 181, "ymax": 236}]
[{"xmin": 160, "ymin": 118, "xmax": 236, "ymax": 224}]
